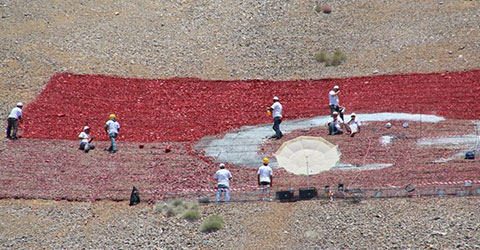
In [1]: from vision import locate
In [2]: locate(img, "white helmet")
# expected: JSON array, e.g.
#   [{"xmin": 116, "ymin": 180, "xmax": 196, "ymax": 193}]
[
  {"xmin": 273, "ymin": 96, "xmax": 279, "ymax": 101},
  {"xmin": 386, "ymin": 122, "xmax": 392, "ymax": 129},
  {"xmin": 83, "ymin": 126, "xmax": 90, "ymax": 131},
  {"xmin": 333, "ymin": 85, "xmax": 340, "ymax": 90},
  {"xmin": 16, "ymin": 102, "xmax": 23, "ymax": 107},
  {"xmin": 219, "ymin": 163, "xmax": 225, "ymax": 168}
]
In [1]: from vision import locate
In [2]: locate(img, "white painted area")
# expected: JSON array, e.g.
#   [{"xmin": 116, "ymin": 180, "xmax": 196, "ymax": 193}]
[
  {"xmin": 331, "ymin": 163, "xmax": 394, "ymax": 171},
  {"xmin": 380, "ymin": 136, "xmax": 395, "ymax": 146},
  {"xmin": 201, "ymin": 113, "xmax": 445, "ymax": 169}
]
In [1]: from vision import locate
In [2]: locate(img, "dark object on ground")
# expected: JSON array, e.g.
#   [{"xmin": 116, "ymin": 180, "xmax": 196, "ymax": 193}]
[
  {"xmin": 129, "ymin": 186, "xmax": 140, "ymax": 206},
  {"xmin": 338, "ymin": 183, "xmax": 344, "ymax": 192},
  {"xmin": 276, "ymin": 189, "xmax": 295, "ymax": 202},
  {"xmin": 322, "ymin": 6, "xmax": 332, "ymax": 14},
  {"xmin": 405, "ymin": 184, "xmax": 416, "ymax": 192},
  {"xmin": 165, "ymin": 145, "xmax": 171, "ymax": 153},
  {"xmin": 299, "ymin": 187, "xmax": 318, "ymax": 200},
  {"xmin": 198, "ymin": 197, "xmax": 210, "ymax": 204},
  {"xmin": 139, "ymin": 144, "xmax": 144, "ymax": 149},
  {"xmin": 465, "ymin": 151, "xmax": 475, "ymax": 159}
]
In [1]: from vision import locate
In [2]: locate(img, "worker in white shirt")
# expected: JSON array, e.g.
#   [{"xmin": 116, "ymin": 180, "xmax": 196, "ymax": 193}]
[
  {"xmin": 215, "ymin": 163, "xmax": 232, "ymax": 202},
  {"xmin": 328, "ymin": 111, "xmax": 344, "ymax": 135},
  {"xmin": 328, "ymin": 85, "xmax": 345, "ymax": 121},
  {"xmin": 6, "ymin": 102, "xmax": 23, "ymax": 140},
  {"xmin": 258, "ymin": 157, "xmax": 273, "ymax": 200},
  {"xmin": 104, "ymin": 114, "xmax": 120, "ymax": 153},
  {"xmin": 345, "ymin": 113, "xmax": 361, "ymax": 137},
  {"xmin": 78, "ymin": 126, "xmax": 95, "ymax": 153},
  {"xmin": 267, "ymin": 96, "xmax": 283, "ymax": 139}
]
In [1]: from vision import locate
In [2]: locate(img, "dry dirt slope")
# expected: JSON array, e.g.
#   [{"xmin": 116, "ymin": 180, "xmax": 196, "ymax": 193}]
[
  {"xmin": 1, "ymin": 0, "xmax": 480, "ymax": 117},
  {"xmin": 0, "ymin": 197, "xmax": 479, "ymax": 249}
]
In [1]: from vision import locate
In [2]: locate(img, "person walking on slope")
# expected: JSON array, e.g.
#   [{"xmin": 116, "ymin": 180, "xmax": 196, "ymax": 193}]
[
  {"xmin": 215, "ymin": 163, "xmax": 232, "ymax": 202},
  {"xmin": 328, "ymin": 85, "xmax": 345, "ymax": 121},
  {"xmin": 6, "ymin": 102, "xmax": 23, "ymax": 140},
  {"xmin": 267, "ymin": 96, "xmax": 283, "ymax": 139},
  {"xmin": 258, "ymin": 157, "xmax": 273, "ymax": 201},
  {"xmin": 78, "ymin": 126, "xmax": 95, "ymax": 153},
  {"xmin": 104, "ymin": 114, "xmax": 120, "ymax": 153}
]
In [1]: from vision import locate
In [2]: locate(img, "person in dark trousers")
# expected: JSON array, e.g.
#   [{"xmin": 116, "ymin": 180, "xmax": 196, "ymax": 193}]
[
  {"xmin": 78, "ymin": 126, "xmax": 95, "ymax": 153},
  {"xmin": 267, "ymin": 96, "xmax": 283, "ymax": 139},
  {"xmin": 328, "ymin": 111, "xmax": 344, "ymax": 135},
  {"xmin": 6, "ymin": 102, "xmax": 23, "ymax": 140},
  {"xmin": 328, "ymin": 85, "xmax": 345, "ymax": 121}
]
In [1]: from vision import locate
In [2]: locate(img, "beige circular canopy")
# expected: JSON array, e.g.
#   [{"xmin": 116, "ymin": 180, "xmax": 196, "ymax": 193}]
[{"xmin": 275, "ymin": 136, "xmax": 341, "ymax": 175}]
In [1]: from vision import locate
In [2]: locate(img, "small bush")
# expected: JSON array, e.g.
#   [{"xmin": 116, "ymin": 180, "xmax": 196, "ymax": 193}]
[
  {"xmin": 315, "ymin": 50, "xmax": 346, "ymax": 67},
  {"xmin": 165, "ymin": 207, "xmax": 178, "ymax": 217},
  {"xmin": 200, "ymin": 215, "xmax": 224, "ymax": 233},
  {"xmin": 314, "ymin": 51, "xmax": 328, "ymax": 62},
  {"xmin": 171, "ymin": 198, "xmax": 184, "ymax": 207},
  {"xmin": 182, "ymin": 209, "xmax": 201, "ymax": 221}
]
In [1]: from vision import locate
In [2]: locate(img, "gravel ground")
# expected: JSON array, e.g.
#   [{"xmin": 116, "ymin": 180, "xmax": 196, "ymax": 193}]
[
  {"xmin": 2, "ymin": 0, "xmax": 480, "ymax": 248},
  {"xmin": 0, "ymin": 197, "xmax": 479, "ymax": 249},
  {"xmin": 1, "ymin": 0, "xmax": 480, "ymax": 117}
]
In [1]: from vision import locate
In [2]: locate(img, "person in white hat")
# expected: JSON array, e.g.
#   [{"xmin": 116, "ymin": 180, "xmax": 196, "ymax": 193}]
[
  {"xmin": 78, "ymin": 126, "xmax": 95, "ymax": 153},
  {"xmin": 328, "ymin": 85, "xmax": 345, "ymax": 120},
  {"xmin": 345, "ymin": 113, "xmax": 361, "ymax": 137},
  {"xmin": 214, "ymin": 163, "xmax": 232, "ymax": 202},
  {"xmin": 6, "ymin": 102, "xmax": 23, "ymax": 140},
  {"xmin": 267, "ymin": 96, "xmax": 283, "ymax": 139},
  {"xmin": 328, "ymin": 111, "xmax": 344, "ymax": 135}
]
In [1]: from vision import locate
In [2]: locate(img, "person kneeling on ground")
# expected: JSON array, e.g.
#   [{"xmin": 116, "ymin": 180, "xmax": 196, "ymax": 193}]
[
  {"xmin": 328, "ymin": 111, "xmax": 344, "ymax": 135},
  {"xmin": 345, "ymin": 113, "xmax": 361, "ymax": 137},
  {"xmin": 78, "ymin": 126, "xmax": 95, "ymax": 153},
  {"xmin": 258, "ymin": 157, "xmax": 273, "ymax": 201},
  {"xmin": 215, "ymin": 163, "xmax": 232, "ymax": 202}
]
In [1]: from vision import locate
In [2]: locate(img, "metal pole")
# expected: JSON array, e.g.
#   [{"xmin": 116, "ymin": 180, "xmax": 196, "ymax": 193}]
[{"xmin": 306, "ymin": 155, "xmax": 310, "ymax": 189}]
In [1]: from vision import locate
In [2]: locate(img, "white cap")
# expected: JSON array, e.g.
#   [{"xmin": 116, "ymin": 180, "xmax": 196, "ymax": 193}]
[
  {"xmin": 16, "ymin": 102, "xmax": 23, "ymax": 107},
  {"xmin": 351, "ymin": 113, "xmax": 356, "ymax": 116},
  {"xmin": 332, "ymin": 111, "xmax": 339, "ymax": 115},
  {"xmin": 83, "ymin": 126, "xmax": 90, "ymax": 131},
  {"xmin": 219, "ymin": 163, "xmax": 225, "ymax": 168},
  {"xmin": 333, "ymin": 85, "xmax": 340, "ymax": 89},
  {"xmin": 273, "ymin": 96, "xmax": 279, "ymax": 101}
]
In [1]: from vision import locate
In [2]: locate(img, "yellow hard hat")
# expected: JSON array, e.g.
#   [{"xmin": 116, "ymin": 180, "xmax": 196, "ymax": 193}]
[
  {"xmin": 109, "ymin": 114, "xmax": 116, "ymax": 119},
  {"xmin": 263, "ymin": 157, "xmax": 269, "ymax": 164}
]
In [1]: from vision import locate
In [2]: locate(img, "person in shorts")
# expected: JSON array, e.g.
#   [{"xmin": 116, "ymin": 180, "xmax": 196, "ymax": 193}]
[
  {"xmin": 215, "ymin": 163, "xmax": 232, "ymax": 202},
  {"xmin": 258, "ymin": 157, "xmax": 273, "ymax": 200},
  {"xmin": 78, "ymin": 126, "xmax": 95, "ymax": 153}
]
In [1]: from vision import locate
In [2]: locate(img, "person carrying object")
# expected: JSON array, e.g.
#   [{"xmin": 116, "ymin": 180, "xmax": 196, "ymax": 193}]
[
  {"xmin": 267, "ymin": 96, "xmax": 283, "ymax": 139},
  {"xmin": 215, "ymin": 163, "xmax": 232, "ymax": 202},
  {"xmin": 328, "ymin": 85, "xmax": 345, "ymax": 120},
  {"xmin": 328, "ymin": 111, "xmax": 344, "ymax": 135},
  {"xmin": 258, "ymin": 157, "xmax": 273, "ymax": 201},
  {"xmin": 6, "ymin": 102, "xmax": 23, "ymax": 140},
  {"xmin": 78, "ymin": 126, "xmax": 95, "ymax": 153},
  {"xmin": 104, "ymin": 114, "xmax": 120, "ymax": 153}
]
